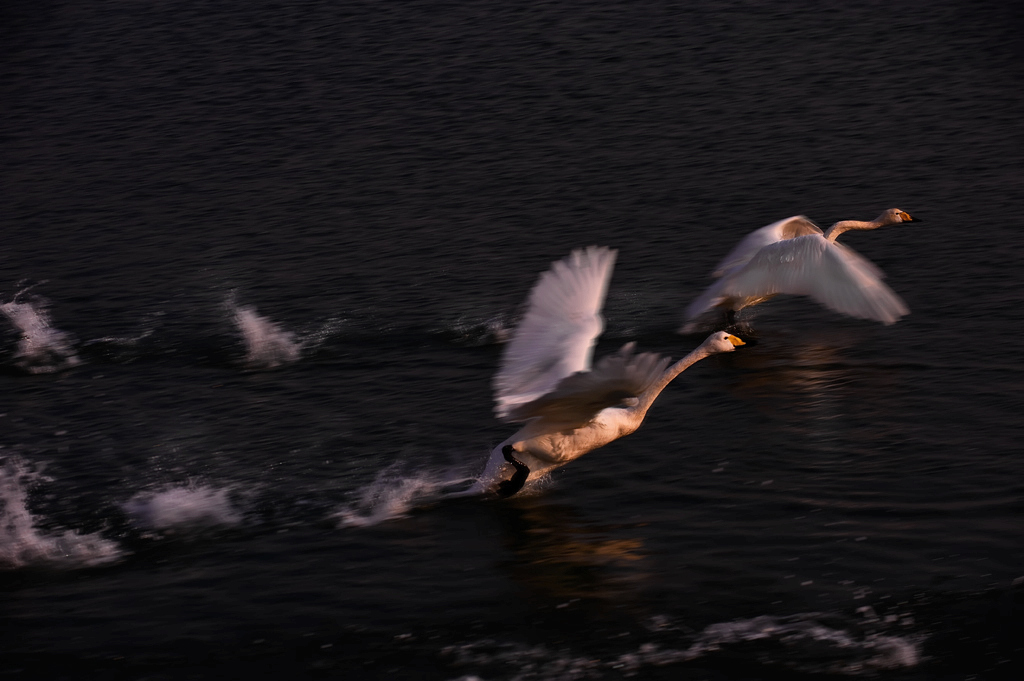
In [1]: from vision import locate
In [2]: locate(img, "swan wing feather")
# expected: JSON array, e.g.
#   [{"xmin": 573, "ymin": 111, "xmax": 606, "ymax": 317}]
[
  {"xmin": 711, "ymin": 216, "xmax": 821, "ymax": 277},
  {"xmin": 724, "ymin": 236, "xmax": 909, "ymax": 323},
  {"xmin": 494, "ymin": 246, "xmax": 617, "ymax": 419},
  {"xmin": 503, "ymin": 342, "xmax": 672, "ymax": 430},
  {"xmin": 682, "ymin": 277, "xmax": 731, "ymax": 328}
]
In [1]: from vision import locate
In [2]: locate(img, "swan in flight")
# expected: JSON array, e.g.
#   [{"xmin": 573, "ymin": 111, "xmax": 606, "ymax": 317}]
[
  {"xmin": 473, "ymin": 246, "xmax": 745, "ymax": 498},
  {"xmin": 680, "ymin": 208, "xmax": 920, "ymax": 333}
]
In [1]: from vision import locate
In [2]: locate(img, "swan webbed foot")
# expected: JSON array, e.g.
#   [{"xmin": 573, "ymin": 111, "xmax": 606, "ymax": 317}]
[{"xmin": 497, "ymin": 445, "xmax": 530, "ymax": 498}]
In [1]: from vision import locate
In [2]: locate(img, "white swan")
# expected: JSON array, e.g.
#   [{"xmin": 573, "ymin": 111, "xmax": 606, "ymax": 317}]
[
  {"xmin": 681, "ymin": 208, "xmax": 920, "ymax": 332},
  {"xmin": 473, "ymin": 246, "xmax": 744, "ymax": 497}
]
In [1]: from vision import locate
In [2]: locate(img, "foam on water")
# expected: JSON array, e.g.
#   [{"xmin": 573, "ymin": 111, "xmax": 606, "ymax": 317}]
[
  {"xmin": 295, "ymin": 316, "xmax": 347, "ymax": 353},
  {"xmin": 614, "ymin": 612, "xmax": 922, "ymax": 676},
  {"xmin": 441, "ymin": 611, "xmax": 921, "ymax": 679},
  {"xmin": 230, "ymin": 304, "xmax": 302, "ymax": 369},
  {"xmin": 121, "ymin": 483, "xmax": 243, "ymax": 531},
  {"xmin": 1, "ymin": 288, "xmax": 81, "ymax": 373},
  {"xmin": 81, "ymin": 327, "xmax": 155, "ymax": 355},
  {"xmin": 0, "ymin": 456, "xmax": 122, "ymax": 569},
  {"xmin": 442, "ymin": 313, "xmax": 515, "ymax": 346},
  {"xmin": 335, "ymin": 463, "xmax": 479, "ymax": 528},
  {"xmin": 442, "ymin": 640, "xmax": 603, "ymax": 681}
]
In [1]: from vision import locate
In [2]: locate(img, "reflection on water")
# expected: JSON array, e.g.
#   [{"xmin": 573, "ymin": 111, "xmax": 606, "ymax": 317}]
[
  {"xmin": 494, "ymin": 497, "xmax": 649, "ymax": 604},
  {"xmin": 734, "ymin": 340, "xmax": 849, "ymax": 402},
  {"xmin": 715, "ymin": 327, "xmax": 929, "ymax": 516},
  {"xmin": 728, "ymin": 333, "xmax": 880, "ymax": 453}
]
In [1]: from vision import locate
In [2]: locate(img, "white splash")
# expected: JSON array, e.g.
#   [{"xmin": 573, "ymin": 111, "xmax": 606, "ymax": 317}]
[
  {"xmin": 446, "ymin": 314, "xmax": 515, "ymax": 346},
  {"xmin": 614, "ymin": 613, "xmax": 922, "ymax": 675},
  {"xmin": 1, "ymin": 288, "xmax": 80, "ymax": 373},
  {"xmin": 231, "ymin": 304, "xmax": 301, "ymax": 369},
  {"xmin": 335, "ymin": 464, "xmax": 477, "ymax": 528},
  {"xmin": 0, "ymin": 457, "xmax": 122, "ymax": 569},
  {"xmin": 122, "ymin": 483, "xmax": 243, "ymax": 531}
]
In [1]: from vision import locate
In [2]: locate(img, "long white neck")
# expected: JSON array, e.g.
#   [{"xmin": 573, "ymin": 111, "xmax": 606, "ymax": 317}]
[
  {"xmin": 824, "ymin": 212, "xmax": 892, "ymax": 243},
  {"xmin": 625, "ymin": 343, "xmax": 717, "ymax": 426}
]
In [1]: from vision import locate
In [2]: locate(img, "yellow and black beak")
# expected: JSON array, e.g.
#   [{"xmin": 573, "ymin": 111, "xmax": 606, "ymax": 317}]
[
  {"xmin": 899, "ymin": 212, "xmax": 922, "ymax": 223},
  {"xmin": 726, "ymin": 334, "xmax": 745, "ymax": 347}
]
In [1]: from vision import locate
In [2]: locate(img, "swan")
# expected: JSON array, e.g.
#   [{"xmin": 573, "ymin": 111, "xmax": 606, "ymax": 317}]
[
  {"xmin": 473, "ymin": 246, "xmax": 745, "ymax": 497},
  {"xmin": 680, "ymin": 208, "xmax": 920, "ymax": 333}
]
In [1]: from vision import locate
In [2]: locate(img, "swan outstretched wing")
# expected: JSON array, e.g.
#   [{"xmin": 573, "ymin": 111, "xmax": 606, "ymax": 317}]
[
  {"xmin": 724, "ymin": 236, "xmax": 909, "ymax": 323},
  {"xmin": 503, "ymin": 342, "xmax": 672, "ymax": 431},
  {"xmin": 682, "ymin": 216, "xmax": 822, "ymax": 329},
  {"xmin": 494, "ymin": 246, "xmax": 617, "ymax": 419},
  {"xmin": 711, "ymin": 216, "xmax": 822, "ymax": 277}
]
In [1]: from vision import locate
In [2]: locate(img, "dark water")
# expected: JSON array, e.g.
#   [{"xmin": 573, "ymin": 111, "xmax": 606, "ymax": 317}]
[{"xmin": 2, "ymin": 1, "xmax": 1022, "ymax": 678}]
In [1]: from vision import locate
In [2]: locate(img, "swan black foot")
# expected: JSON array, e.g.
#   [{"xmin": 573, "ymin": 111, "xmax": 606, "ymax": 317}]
[{"xmin": 496, "ymin": 445, "xmax": 530, "ymax": 498}]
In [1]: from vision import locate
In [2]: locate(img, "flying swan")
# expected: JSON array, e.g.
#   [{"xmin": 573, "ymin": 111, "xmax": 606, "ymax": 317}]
[
  {"xmin": 680, "ymin": 208, "xmax": 920, "ymax": 333},
  {"xmin": 472, "ymin": 246, "xmax": 745, "ymax": 498}
]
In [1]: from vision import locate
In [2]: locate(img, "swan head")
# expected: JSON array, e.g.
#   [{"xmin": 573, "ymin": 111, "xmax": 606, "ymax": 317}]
[
  {"xmin": 700, "ymin": 330, "xmax": 746, "ymax": 354},
  {"xmin": 880, "ymin": 208, "xmax": 922, "ymax": 225}
]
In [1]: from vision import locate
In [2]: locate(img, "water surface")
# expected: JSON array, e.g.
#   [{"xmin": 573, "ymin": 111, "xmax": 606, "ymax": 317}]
[{"xmin": 1, "ymin": 1, "xmax": 1022, "ymax": 678}]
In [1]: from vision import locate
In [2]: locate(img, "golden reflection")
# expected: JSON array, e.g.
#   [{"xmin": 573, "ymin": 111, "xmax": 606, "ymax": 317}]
[
  {"xmin": 728, "ymin": 334, "xmax": 858, "ymax": 421},
  {"xmin": 493, "ymin": 496, "xmax": 650, "ymax": 603},
  {"xmin": 720, "ymin": 328, "xmax": 911, "ymax": 458}
]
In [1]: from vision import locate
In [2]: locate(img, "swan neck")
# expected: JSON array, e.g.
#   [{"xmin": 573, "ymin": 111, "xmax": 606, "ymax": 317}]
[
  {"xmin": 824, "ymin": 213, "xmax": 895, "ymax": 243},
  {"xmin": 824, "ymin": 219, "xmax": 875, "ymax": 243},
  {"xmin": 630, "ymin": 345, "xmax": 713, "ymax": 420}
]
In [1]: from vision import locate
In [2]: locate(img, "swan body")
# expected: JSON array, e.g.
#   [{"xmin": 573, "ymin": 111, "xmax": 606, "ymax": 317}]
[
  {"xmin": 681, "ymin": 209, "xmax": 919, "ymax": 332},
  {"xmin": 474, "ymin": 247, "xmax": 744, "ymax": 495}
]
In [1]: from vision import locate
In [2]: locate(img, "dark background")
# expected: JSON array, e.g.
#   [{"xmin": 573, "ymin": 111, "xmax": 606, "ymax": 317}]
[{"xmin": 2, "ymin": 1, "xmax": 1022, "ymax": 679}]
